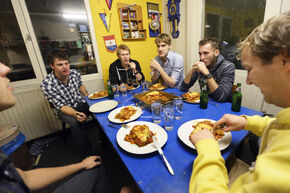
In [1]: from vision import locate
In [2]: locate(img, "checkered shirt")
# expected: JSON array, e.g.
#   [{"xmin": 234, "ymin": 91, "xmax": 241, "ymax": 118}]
[{"xmin": 40, "ymin": 69, "xmax": 85, "ymax": 110}]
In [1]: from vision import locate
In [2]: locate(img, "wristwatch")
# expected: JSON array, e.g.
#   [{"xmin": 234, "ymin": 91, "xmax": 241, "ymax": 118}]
[
  {"xmin": 204, "ymin": 72, "xmax": 213, "ymax": 79},
  {"xmin": 134, "ymin": 71, "xmax": 139, "ymax": 75}
]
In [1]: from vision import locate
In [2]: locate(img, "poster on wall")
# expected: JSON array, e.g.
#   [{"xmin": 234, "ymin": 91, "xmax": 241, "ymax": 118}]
[
  {"xmin": 103, "ymin": 35, "xmax": 117, "ymax": 52},
  {"xmin": 105, "ymin": 0, "xmax": 113, "ymax": 10}
]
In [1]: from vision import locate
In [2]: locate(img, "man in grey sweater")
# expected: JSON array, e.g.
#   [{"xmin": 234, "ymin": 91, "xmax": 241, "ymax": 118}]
[{"xmin": 180, "ymin": 38, "xmax": 235, "ymax": 102}]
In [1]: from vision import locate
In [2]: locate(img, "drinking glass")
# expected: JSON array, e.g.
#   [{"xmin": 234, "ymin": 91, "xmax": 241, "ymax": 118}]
[
  {"xmin": 151, "ymin": 102, "xmax": 162, "ymax": 123},
  {"xmin": 112, "ymin": 84, "xmax": 119, "ymax": 97},
  {"xmin": 120, "ymin": 84, "xmax": 127, "ymax": 96},
  {"xmin": 174, "ymin": 97, "xmax": 183, "ymax": 120},
  {"xmin": 163, "ymin": 106, "xmax": 174, "ymax": 131},
  {"xmin": 141, "ymin": 81, "xmax": 146, "ymax": 91}
]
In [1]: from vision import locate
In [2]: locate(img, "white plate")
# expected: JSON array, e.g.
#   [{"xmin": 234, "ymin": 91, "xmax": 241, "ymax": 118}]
[
  {"xmin": 116, "ymin": 121, "xmax": 168, "ymax": 154},
  {"xmin": 108, "ymin": 106, "xmax": 142, "ymax": 124},
  {"xmin": 183, "ymin": 99, "xmax": 200, "ymax": 104},
  {"xmin": 89, "ymin": 100, "xmax": 118, "ymax": 113},
  {"xmin": 88, "ymin": 91, "xmax": 108, "ymax": 99},
  {"xmin": 177, "ymin": 119, "xmax": 232, "ymax": 150},
  {"xmin": 127, "ymin": 84, "xmax": 140, "ymax": 91}
]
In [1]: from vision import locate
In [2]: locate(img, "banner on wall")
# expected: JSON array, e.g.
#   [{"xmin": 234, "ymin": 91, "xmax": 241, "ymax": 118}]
[
  {"xmin": 99, "ymin": 13, "xmax": 111, "ymax": 32},
  {"xmin": 105, "ymin": 0, "xmax": 113, "ymax": 10},
  {"xmin": 103, "ymin": 35, "xmax": 117, "ymax": 52}
]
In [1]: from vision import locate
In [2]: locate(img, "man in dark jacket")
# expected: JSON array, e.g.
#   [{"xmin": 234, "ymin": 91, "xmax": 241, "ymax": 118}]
[
  {"xmin": 109, "ymin": 44, "xmax": 144, "ymax": 85},
  {"xmin": 180, "ymin": 38, "xmax": 235, "ymax": 102}
]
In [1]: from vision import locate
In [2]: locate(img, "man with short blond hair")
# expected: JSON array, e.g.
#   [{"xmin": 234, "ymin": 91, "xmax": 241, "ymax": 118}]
[
  {"xmin": 109, "ymin": 44, "xmax": 144, "ymax": 85},
  {"xmin": 150, "ymin": 33, "xmax": 184, "ymax": 88}
]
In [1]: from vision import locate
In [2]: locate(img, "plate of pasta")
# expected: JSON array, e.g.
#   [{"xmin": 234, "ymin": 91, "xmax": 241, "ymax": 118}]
[
  {"xmin": 108, "ymin": 106, "xmax": 142, "ymax": 124},
  {"xmin": 181, "ymin": 92, "xmax": 200, "ymax": 103},
  {"xmin": 116, "ymin": 121, "xmax": 168, "ymax": 154},
  {"xmin": 88, "ymin": 90, "xmax": 108, "ymax": 99},
  {"xmin": 177, "ymin": 119, "xmax": 232, "ymax": 150}
]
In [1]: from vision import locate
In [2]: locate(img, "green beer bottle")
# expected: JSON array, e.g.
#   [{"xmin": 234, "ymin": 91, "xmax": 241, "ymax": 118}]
[
  {"xmin": 107, "ymin": 80, "xmax": 114, "ymax": 99},
  {"xmin": 200, "ymin": 82, "xmax": 208, "ymax": 109},
  {"xmin": 231, "ymin": 83, "xmax": 242, "ymax": 112}
]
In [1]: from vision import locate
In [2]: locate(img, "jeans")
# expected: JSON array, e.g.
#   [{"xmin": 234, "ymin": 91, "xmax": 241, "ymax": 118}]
[
  {"xmin": 53, "ymin": 165, "xmax": 113, "ymax": 193},
  {"xmin": 58, "ymin": 102, "xmax": 92, "ymax": 156}
]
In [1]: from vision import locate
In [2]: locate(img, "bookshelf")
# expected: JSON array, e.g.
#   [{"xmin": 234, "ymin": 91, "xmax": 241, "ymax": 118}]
[{"xmin": 117, "ymin": 3, "xmax": 146, "ymax": 40}]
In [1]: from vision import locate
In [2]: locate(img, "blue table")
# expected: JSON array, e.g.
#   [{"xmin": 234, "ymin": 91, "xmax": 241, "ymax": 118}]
[{"xmin": 86, "ymin": 88, "xmax": 262, "ymax": 193}]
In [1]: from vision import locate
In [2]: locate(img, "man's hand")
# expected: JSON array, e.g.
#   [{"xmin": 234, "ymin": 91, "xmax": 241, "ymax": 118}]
[
  {"xmin": 213, "ymin": 114, "xmax": 247, "ymax": 132},
  {"xmin": 150, "ymin": 59, "xmax": 162, "ymax": 71},
  {"xmin": 189, "ymin": 129, "xmax": 215, "ymax": 146},
  {"xmin": 193, "ymin": 61, "xmax": 210, "ymax": 75},
  {"xmin": 76, "ymin": 112, "xmax": 87, "ymax": 122},
  {"xmin": 81, "ymin": 156, "xmax": 102, "ymax": 170},
  {"xmin": 129, "ymin": 62, "xmax": 136, "ymax": 72}
]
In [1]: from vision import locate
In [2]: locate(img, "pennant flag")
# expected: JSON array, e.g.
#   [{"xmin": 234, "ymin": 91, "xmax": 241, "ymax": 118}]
[
  {"xmin": 105, "ymin": 0, "xmax": 113, "ymax": 10},
  {"xmin": 99, "ymin": 13, "xmax": 109, "ymax": 31},
  {"xmin": 106, "ymin": 13, "xmax": 112, "ymax": 32},
  {"xmin": 103, "ymin": 35, "xmax": 117, "ymax": 52}
]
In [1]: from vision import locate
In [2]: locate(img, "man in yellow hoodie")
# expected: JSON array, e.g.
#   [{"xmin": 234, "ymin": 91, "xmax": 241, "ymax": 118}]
[{"xmin": 189, "ymin": 11, "xmax": 290, "ymax": 193}]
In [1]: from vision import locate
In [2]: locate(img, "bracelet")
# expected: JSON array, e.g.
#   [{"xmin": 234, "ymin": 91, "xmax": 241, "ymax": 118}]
[{"xmin": 134, "ymin": 71, "xmax": 139, "ymax": 75}]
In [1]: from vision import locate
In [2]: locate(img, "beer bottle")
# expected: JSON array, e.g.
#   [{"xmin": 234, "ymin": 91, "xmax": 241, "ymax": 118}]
[
  {"xmin": 231, "ymin": 83, "xmax": 242, "ymax": 112},
  {"xmin": 107, "ymin": 80, "xmax": 114, "ymax": 99},
  {"xmin": 200, "ymin": 82, "xmax": 208, "ymax": 109}
]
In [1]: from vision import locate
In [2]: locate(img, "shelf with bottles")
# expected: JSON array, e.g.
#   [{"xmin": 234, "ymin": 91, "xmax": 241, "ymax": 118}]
[{"xmin": 117, "ymin": 3, "xmax": 146, "ymax": 40}]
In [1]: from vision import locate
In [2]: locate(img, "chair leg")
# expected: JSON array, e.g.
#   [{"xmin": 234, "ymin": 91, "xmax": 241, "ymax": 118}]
[{"xmin": 62, "ymin": 121, "xmax": 66, "ymax": 144}]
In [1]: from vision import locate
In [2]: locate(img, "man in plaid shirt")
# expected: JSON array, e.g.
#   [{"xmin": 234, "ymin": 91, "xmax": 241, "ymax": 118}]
[{"xmin": 41, "ymin": 50, "xmax": 92, "ymax": 156}]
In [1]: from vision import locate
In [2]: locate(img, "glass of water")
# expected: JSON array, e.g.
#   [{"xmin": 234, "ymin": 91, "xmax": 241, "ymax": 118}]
[
  {"xmin": 174, "ymin": 97, "xmax": 183, "ymax": 120},
  {"xmin": 120, "ymin": 84, "xmax": 127, "ymax": 96},
  {"xmin": 163, "ymin": 106, "xmax": 174, "ymax": 131},
  {"xmin": 151, "ymin": 102, "xmax": 162, "ymax": 123}
]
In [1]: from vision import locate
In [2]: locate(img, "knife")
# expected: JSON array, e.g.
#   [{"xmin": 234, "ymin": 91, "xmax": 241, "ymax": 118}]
[{"xmin": 153, "ymin": 136, "xmax": 174, "ymax": 175}]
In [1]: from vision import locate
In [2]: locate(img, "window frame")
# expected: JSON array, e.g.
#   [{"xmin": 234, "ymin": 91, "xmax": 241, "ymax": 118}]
[{"xmin": 9, "ymin": 0, "xmax": 102, "ymax": 88}]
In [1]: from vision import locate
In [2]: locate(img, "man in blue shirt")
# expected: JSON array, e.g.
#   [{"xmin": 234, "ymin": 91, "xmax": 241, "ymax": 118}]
[
  {"xmin": 150, "ymin": 33, "xmax": 184, "ymax": 88},
  {"xmin": 40, "ymin": 50, "xmax": 92, "ymax": 156},
  {"xmin": 180, "ymin": 38, "xmax": 235, "ymax": 102}
]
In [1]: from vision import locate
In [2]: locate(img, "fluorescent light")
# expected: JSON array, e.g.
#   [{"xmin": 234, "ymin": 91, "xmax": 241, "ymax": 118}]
[{"xmin": 62, "ymin": 13, "xmax": 87, "ymax": 20}]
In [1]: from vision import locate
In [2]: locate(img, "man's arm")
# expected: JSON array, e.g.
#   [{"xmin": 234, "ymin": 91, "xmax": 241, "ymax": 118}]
[
  {"xmin": 109, "ymin": 61, "xmax": 120, "ymax": 85},
  {"xmin": 150, "ymin": 59, "xmax": 175, "ymax": 87},
  {"xmin": 209, "ymin": 62, "xmax": 235, "ymax": 102},
  {"xmin": 17, "ymin": 156, "xmax": 102, "ymax": 191},
  {"xmin": 79, "ymin": 85, "xmax": 88, "ymax": 96},
  {"xmin": 60, "ymin": 106, "xmax": 86, "ymax": 122}
]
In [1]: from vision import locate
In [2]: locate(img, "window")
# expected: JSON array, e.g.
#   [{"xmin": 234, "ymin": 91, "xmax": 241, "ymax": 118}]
[
  {"xmin": 204, "ymin": 0, "xmax": 266, "ymax": 69},
  {"xmin": 25, "ymin": 0, "xmax": 98, "ymax": 75},
  {"xmin": 0, "ymin": 0, "xmax": 36, "ymax": 81}
]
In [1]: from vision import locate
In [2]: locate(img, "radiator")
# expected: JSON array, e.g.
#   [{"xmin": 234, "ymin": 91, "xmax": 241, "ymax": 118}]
[{"xmin": 0, "ymin": 76, "xmax": 104, "ymax": 141}]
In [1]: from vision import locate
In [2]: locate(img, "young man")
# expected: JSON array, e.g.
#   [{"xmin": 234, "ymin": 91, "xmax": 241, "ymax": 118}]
[
  {"xmin": 150, "ymin": 33, "xmax": 184, "ymax": 88},
  {"xmin": 180, "ymin": 38, "xmax": 235, "ymax": 102},
  {"xmin": 40, "ymin": 50, "xmax": 92, "ymax": 156},
  {"xmin": 109, "ymin": 44, "xmax": 144, "ymax": 85},
  {"xmin": 189, "ymin": 11, "xmax": 290, "ymax": 192},
  {"xmin": 0, "ymin": 62, "xmax": 113, "ymax": 193}
]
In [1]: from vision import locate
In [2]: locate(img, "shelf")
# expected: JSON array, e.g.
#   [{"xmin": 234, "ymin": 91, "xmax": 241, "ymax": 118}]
[{"xmin": 118, "ymin": 3, "xmax": 146, "ymax": 41}]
